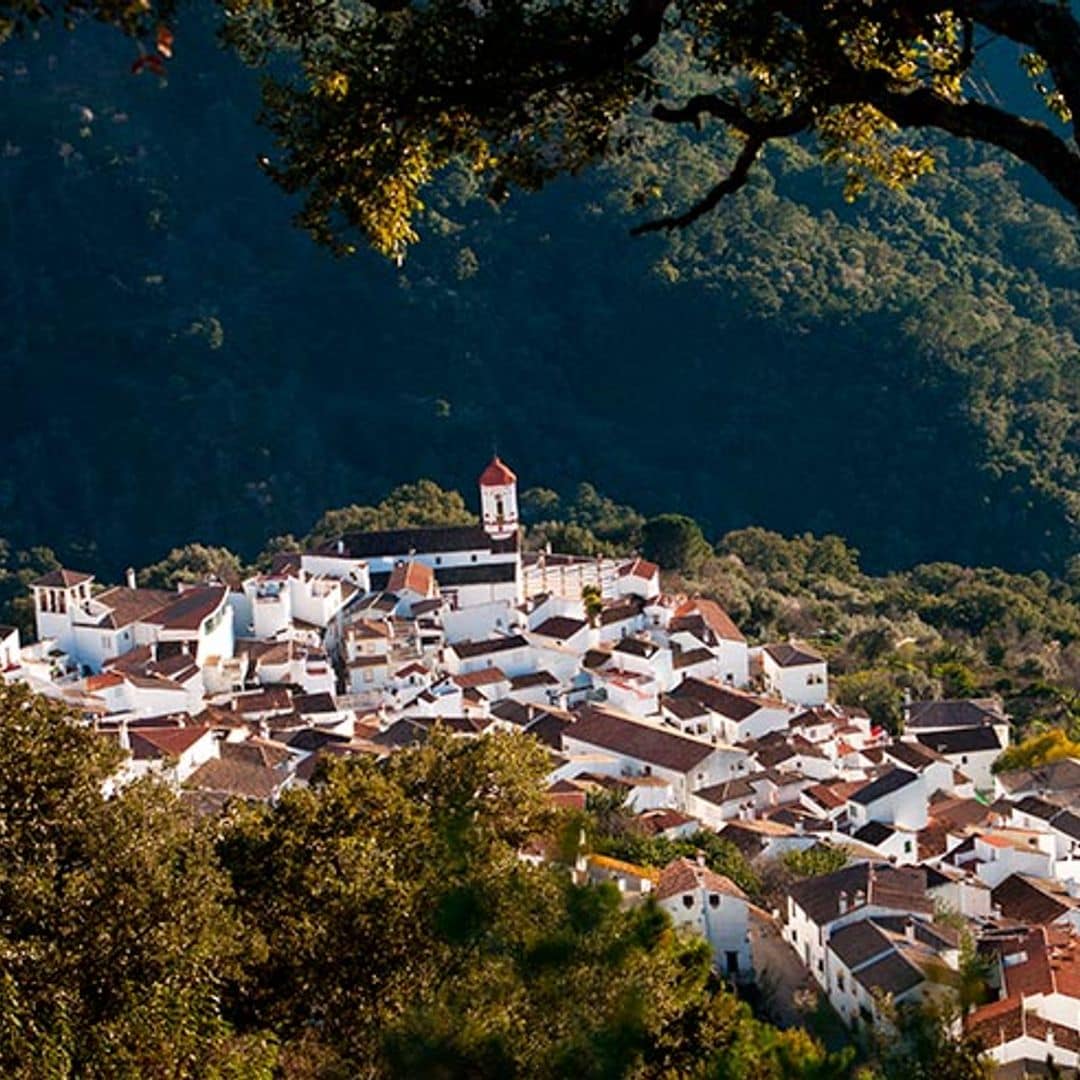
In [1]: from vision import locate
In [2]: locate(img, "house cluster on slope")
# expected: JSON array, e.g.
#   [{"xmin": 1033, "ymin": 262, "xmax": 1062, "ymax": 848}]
[{"xmin": 4, "ymin": 457, "xmax": 1077, "ymax": 1071}]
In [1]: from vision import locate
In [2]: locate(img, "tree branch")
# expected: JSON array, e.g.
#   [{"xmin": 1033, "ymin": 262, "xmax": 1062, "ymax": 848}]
[
  {"xmin": 854, "ymin": 73, "xmax": 1080, "ymax": 212},
  {"xmin": 630, "ymin": 134, "xmax": 765, "ymax": 234},
  {"xmin": 651, "ymin": 94, "xmax": 813, "ymax": 139}
]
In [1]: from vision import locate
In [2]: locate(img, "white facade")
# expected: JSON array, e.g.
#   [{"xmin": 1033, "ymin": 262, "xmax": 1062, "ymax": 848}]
[
  {"xmin": 757, "ymin": 646, "xmax": 828, "ymax": 707},
  {"xmin": 658, "ymin": 866, "xmax": 751, "ymax": 979}
]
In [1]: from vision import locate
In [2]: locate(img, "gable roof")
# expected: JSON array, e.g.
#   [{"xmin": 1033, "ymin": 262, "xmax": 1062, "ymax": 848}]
[
  {"xmin": 655, "ymin": 857, "xmax": 747, "ymax": 903},
  {"xmin": 129, "ymin": 725, "xmax": 214, "ymax": 760},
  {"xmin": 78, "ymin": 585, "xmax": 175, "ymax": 630},
  {"xmin": 532, "ymin": 616, "xmax": 588, "ymax": 641},
  {"xmin": 905, "ymin": 698, "xmax": 1006, "ymax": 730},
  {"xmin": 829, "ymin": 919, "xmax": 893, "ymax": 970},
  {"xmin": 387, "ymin": 560, "xmax": 435, "ymax": 596},
  {"xmin": 671, "ymin": 597, "xmax": 745, "ymax": 643},
  {"xmin": 450, "ymin": 634, "xmax": 528, "ymax": 660},
  {"xmin": 763, "ymin": 642, "xmax": 824, "ymax": 668},
  {"xmin": 853, "ymin": 820, "xmax": 897, "ymax": 846},
  {"xmin": 31, "ymin": 568, "xmax": 93, "ymax": 589},
  {"xmin": 565, "ymin": 706, "xmax": 715, "ymax": 773},
  {"xmin": 787, "ymin": 862, "xmax": 933, "ymax": 925},
  {"xmin": 339, "ymin": 525, "xmax": 517, "ymax": 558},
  {"xmin": 992, "ymin": 874, "xmax": 1070, "ymax": 926},
  {"xmin": 849, "ymin": 766, "xmax": 919, "ymax": 805},
  {"xmin": 854, "ymin": 948, "xmax": 924, "ymax": 997},
  {"xmin": 886, "ymin": 740, "xmax": 946, "ymax": 771},
  {"xmin": 672, "ymin": 677, "xmax": 773, "ymax": 721},
  {"xmin": 619, "ymin": 557, "xmax": 659, "ymax": 581},
  {"xmin": 144, "ymin": 585, "xmax": 228, "ymax": 631},
  {"xmin": 613, "ymin": 636, "xmax": 661, "ymax": 659},
  {"xmin": 915, "ymin": 727, "xmax": 1002, "ymax": 755}
]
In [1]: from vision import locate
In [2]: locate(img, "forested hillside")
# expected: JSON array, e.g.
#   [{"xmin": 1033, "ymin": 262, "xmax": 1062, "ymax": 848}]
[{"xmin": 2, "ymin": 12, "xmax": 1078, "ymax": 577}]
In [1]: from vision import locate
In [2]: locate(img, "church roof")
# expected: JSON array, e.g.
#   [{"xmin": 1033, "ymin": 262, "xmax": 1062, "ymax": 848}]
[{"xmin": 479, "ymin": 456, "xmax": 516, "ymax": 486}]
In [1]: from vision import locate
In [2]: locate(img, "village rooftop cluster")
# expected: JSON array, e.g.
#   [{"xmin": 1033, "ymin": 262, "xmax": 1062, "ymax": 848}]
[{"xmin": 2, "ymin": 458, "xmax": 1078, "ymax": 1073}]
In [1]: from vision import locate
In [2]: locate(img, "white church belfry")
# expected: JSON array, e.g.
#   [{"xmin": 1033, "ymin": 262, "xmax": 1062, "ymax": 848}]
[{"xmin": 479, "ymin": 455, "xmax": 518, "ymax": 540}]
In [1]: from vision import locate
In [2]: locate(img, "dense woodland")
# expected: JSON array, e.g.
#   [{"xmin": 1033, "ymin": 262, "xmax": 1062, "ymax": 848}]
[
  {"xmin": 2, "ymin": 12, "xmax": 1079, "ymax": 579},
  {"xmin": 0, "ymin": 681, "xmax": 991, "ymax": 1079}
]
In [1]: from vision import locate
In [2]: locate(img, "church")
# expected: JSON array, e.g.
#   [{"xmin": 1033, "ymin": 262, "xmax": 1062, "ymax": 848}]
[{"xmin": 327, "ymin": 456, "xmax": 524, "ymax": 609}]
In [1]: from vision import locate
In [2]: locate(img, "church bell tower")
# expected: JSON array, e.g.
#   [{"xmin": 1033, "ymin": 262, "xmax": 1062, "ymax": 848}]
[{"xmin": 479, "ymin": 456, "xmax": 518, "ymax": 540}]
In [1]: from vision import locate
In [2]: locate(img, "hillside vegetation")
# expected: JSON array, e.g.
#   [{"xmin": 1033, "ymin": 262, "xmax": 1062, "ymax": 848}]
[{"xmin": 1, "ymin": 16, "xmax": 1078, "ymax": 578}]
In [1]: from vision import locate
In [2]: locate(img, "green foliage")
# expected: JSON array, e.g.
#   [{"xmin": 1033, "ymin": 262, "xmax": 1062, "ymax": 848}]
[
  {"xmin": 4, "ymin": 17, "xmax": 1080, "ymax": 581},
  {"xmin": 0, "ymin": 682, "xmax": 274, "ymax": 1078},
  {"xmin": 582, "ymin": 582, "xmax": 604, "ymax": 626},
  {"xmin": 304, "ymin": 479, "xmax": 478, "ymax": 549},
  {"xmin": 204, "ymin": 0, "xmax": 1080, "ymax": 260},
  {"xmin": 0, "ymin": 541, "xmax": 60, "ymax": 639},
  {"xmin": 592, "ymin": 827, "xmax": 761, "ymax": 901},
  {"xmin": 865, "ymin": 999, "xmax": 992, "ymax": 1080},
  {"xmin": 834, "ymin": 670, "xmax": 905, "ymax": 733},
  {"xmin": 641, "ymin": 514, "xmax": 713, "ymax": 574},
  {"xmin": 781, "ymin": 844, "xmax": 851, "ymax": 879},
  {"xmin": 138, "ymin": 542, "xmax": 244, "ymax": 588},
  {"xmin": 992, "ymin": 727, "xmax": 1080, "ymax": 774}
]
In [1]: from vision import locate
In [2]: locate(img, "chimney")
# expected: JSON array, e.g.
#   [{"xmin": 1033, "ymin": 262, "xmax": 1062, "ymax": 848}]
[
  {"xmin": 853, "ymin": 888, "xmax": 866, "ymax": 908},
  {"xmin": 118, "ymin": 716, "xmax": 131, "ymax": 753},
  {"xmin": 904, "ymin": 918, "xmax": 916, "ymax": 942},
  {"xmin": 838, "ymin": 890, "xmax": 849, "ymax": 915},
  {"xmin": 336, "ymin": 539, "xmax": 345, "ymax": 555},
  {"xmin": 696, "ymin": 849, "xmax": 707, "ymax": 868},
  {"xmin": 125, "ymin": 567, "xmax": 136, "ymax": 589}
]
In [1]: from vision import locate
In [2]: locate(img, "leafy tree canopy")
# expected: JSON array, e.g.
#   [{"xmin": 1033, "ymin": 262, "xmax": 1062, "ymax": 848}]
[
  {"xmin": 138, "ymin": 542, "xmax": 244, "ymax": 589},
  {"xmin": 303, "ymin": 478, "xmax": 478, "ymax": 549},
  {"xmin": 642, "ymin": 513, "xmax": 713, "ymax": 573},
  {"xmin": 992, "ymin": 726, "xmax": 1080, "ymax": 774},
  {"xmin": 5, "ymin": 0, "xmax": 1079, "ymax": 262},
  {"xmin": 221, "ymin": 0, "xmax": 1080, "ymax": 259},
  {"xmin": 0, "ymin": 683, "xmax": 274, "ymax": 1078}
]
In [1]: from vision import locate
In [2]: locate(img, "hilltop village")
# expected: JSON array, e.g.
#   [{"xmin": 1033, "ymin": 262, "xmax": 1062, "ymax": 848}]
[{"xmin": 2, "ymin": 458, "xmax": 1079, "ymax": 1073}]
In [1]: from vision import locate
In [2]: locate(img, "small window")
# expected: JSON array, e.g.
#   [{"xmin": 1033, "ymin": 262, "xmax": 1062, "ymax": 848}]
[
  {"xmin": 837, "ymin": 973, "xmax": 845, "ymax": 992},
  {"xmin": 435, "ymin": 556, "xmax": 442, "ymax": 566},
  {"xmin": 904, "ymin": 840, "xmax": 912, "ymax": 854},
  {"xmin": 817, "ymin": 959, "xmax": 824, "ymax": 973},
  {"xmin": 682, "ymin": 894, "xmax": 694, "ymax": 909},
  {"xmin": 709, "ymin": 894, "xmax": 720, "ymax": 909},
  {"xmin": 471, "ymin": 554, "xmax": 478, "ymax": 563}
]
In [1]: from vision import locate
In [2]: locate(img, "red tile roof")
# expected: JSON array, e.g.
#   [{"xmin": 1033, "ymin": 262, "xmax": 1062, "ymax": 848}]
[
  {"xmin": 479, "ymin": 456, "xmax": 516, "ymax": 486},
  {"xmin": 656, "ymin": 857, "xmax": 747, "ymax": 903},
  {"xmin": 387, "ymin": 560, "xmax": 435, "ymax": 596},
  {"xmin": 129, "ymin": 726, "xmax": 214, "ymax": 760}
]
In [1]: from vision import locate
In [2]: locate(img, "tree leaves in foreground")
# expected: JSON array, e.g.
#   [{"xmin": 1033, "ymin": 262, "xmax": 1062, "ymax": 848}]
[
  {"xmin": 212, "ymin": 0, "xmax": 1080, "ymax": 260},
  {"xmin": 0, "ymin": 685, "xmax": 859, "ymax": 1078},
  {"xmin": 5, "ymin": 1, "xmax": 1080, "ymax": 261},
  {"xmin": 0, "ymin": 682, "xmax": 273, "ymax": 1078}
]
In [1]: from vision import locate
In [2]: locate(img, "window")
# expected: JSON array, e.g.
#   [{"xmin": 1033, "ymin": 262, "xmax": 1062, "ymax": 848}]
[
  {"xmin": 817, "ymin": 959, "xmax": 824, "ymax": 973},
  {"xmin": 682, "ymin": 894, "xmax": 694, "ymax": 909},
  {"xmin": 725, "ymin": 951, "xmax": 740, "ymax": 975},
  {"xmin": 961, "ymin": 755, "xmax": 968, "ymax": 764},
  {"xmin": 471, "ymin": 554, "xmax": 478, "ymax": 563},
  {"xmin": 904, "ymin": 840, "xmax": 913, "ymax": 854},
  {"xmin": 495, "ymin": 495, "xmax": 505, "ymax": 519},
  {"xmin": 435, "ymin": 556, "xmax": 442, "ymax": 566},
  {"xmin": 837, "ymin": 973, "xmax": 845, "ymax": 992},
  {"xmin": 101, "ymin": 635, "xmax": 111, "ymax": 649},
  {"xmin": 709, "ymin": 894, "xmax": 720, "ymax": 909}
]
